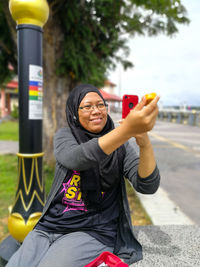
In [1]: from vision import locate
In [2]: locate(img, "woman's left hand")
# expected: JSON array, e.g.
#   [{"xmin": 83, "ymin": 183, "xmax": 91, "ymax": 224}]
[{"xmin": 135, "ymin": 132, "xmax": 151, "ymax": 148}]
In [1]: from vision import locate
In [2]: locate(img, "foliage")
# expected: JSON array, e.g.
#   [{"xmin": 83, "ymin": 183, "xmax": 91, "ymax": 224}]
[
  {"xmin": 0, "ymin": 1, "xmax": 17, "ymax": 85},
  {"xmin": 11, "ymin": 104, "xmax": 19, "ymax": 119},
  {"xmin": 47, "ymin": 0, "xmax": 189, "ymax": 85},
  {"xmin": 0, "ymin": 0, "xmax": 189, "ymax": 86}
]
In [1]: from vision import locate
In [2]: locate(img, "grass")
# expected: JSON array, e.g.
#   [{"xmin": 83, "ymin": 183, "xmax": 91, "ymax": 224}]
[
  {"xmin": 0, "ymin": 121, "xmax": 19, "ymax": 141},
  {"xmin": 126, "ymin": 181, "xmax": 152, "ymax": 226}
]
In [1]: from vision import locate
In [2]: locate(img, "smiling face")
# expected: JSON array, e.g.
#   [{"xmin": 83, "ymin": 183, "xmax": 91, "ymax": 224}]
[{"xmin": 78, "ymin": 92, "xmax": 107, "ymax": 133}]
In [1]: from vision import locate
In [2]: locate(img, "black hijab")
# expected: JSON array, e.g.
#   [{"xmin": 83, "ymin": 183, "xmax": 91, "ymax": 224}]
[{"xmin": 66, "ymin": 84, "xmax": 125, "ymax": 209}]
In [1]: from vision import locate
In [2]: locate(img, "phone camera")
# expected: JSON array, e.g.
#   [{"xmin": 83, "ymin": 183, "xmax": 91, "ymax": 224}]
[{"xmin": 129, "ymin": 102, "xmax": 134, "ymax": 109}]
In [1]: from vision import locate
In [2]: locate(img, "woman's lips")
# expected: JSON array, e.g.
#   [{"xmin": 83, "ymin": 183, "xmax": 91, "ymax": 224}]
[{"xmin": 90, "ymin": 118, "xmax": 102, "ymax": 124}]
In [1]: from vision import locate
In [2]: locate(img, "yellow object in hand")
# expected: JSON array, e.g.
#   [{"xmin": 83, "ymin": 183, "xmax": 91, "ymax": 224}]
[{"xmin": 145, "ymin": 92, "xmax": 157, "ymax": 105}]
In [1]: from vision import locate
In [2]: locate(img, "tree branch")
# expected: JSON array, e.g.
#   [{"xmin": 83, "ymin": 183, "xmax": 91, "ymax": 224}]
[
  {"xmin": 49, "ymin": 0, "xmax": 66, "ymax": 16},
  {"xmin": 0, "ymin": 40, "xmax": 12, "ymax": 55}
]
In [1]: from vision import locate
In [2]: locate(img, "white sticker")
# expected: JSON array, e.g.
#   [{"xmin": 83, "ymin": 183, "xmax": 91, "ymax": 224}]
[{"xmin": 29, "ymin": 65, "xmax": 43, "ymax": 120}]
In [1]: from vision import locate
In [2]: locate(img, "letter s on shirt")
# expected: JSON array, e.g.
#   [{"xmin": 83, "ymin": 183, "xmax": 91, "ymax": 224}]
[{"xmin": 65, "ymin": 187, "xmax": 77, "ymax": 199}]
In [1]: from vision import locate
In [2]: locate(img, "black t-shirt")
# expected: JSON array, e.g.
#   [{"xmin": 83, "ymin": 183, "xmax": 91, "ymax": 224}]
[{"xmin": 36, "ymin": 170, "xmax": 120, "ymax": 247}]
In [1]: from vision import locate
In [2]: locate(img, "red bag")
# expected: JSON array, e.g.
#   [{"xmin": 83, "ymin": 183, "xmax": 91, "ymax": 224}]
[{"xmin": 84, "ymin": 251, "xmax": 129, "ymax": 267}]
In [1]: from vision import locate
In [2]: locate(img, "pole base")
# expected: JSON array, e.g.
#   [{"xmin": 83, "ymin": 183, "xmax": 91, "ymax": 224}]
[{"xmin": 0, "ymin": 235, "xmax": 21, "ymax": 265}]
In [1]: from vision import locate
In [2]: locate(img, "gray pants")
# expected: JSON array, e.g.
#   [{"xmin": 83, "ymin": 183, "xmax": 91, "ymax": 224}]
[{"xmin": 6, "ymin": 230, "xmax": 114, "ymax": 267}]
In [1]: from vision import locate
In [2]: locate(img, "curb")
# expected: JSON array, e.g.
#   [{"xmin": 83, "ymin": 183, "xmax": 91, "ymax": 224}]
[{"xmin": 136, "ymin": 187, "xmax": 194, "ymax": 225}]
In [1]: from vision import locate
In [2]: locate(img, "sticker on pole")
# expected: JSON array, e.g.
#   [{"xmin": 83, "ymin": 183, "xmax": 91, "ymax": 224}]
[{"xmin": 29, "ymin": 65, "xmax": 43, "ymax": 120}]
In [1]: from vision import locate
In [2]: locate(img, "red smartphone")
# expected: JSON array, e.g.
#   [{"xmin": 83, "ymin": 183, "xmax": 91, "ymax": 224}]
[{"xmin": 122, "ymin": 94, "xmax": 138, "ymax": 119}]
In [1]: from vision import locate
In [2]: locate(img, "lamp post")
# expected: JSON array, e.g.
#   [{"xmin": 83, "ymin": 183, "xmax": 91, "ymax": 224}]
[{"xmin": 0, "ymin": 0, "xmax": 49, "ymax": 263}]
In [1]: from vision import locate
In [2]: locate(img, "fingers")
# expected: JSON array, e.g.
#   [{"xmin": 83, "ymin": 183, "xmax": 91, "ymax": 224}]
[
  {"xmin": 134, "ymin": 96, "xmax": 147, "ymax": 111},
  {"xmin": 147, "ymin": 107, "xmax": 159, "ymax": 130},
  {"xmin": 148, "ymin": 94, "xmax": 160, "ymax": 106},
  {"xmin": 118, "ymin": 119, "xmax": 124, "ymax": 124},
  {"xmin": 141, "ymin": 95, "xmax": 159, "ymax": 131},
  {"xmin": 134, "ymin": 94, "xmax": 160, "ymax": 113},
  {"xmin": 151, "ymin": 94, "xmax": 160, "ymax": 105},
  {"xmin": 143, "ymin": 95, "xmax": 160, "ymax": 115}
]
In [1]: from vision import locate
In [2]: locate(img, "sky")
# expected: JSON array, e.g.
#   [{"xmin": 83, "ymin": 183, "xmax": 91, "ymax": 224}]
[{"xmin": 108, "ymin": 0, "xmax": 200, "ymax": 107}]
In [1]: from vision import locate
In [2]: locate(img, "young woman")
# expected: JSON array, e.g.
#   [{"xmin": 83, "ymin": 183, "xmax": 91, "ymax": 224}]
[{"xmin": 6, "ymin": 84, "xmax": 160, "ymax": 267}]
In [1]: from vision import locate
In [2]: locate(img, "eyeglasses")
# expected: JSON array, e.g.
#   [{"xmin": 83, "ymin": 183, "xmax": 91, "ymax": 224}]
[{"xmin": 79, "ymin": 103, "xmax": 108, "ymax": 112}]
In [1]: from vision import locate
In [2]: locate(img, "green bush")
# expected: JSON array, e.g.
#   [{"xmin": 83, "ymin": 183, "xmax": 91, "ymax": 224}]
[{"xmin": 11, "ymin": 104, "xmax": 19, "ymax": 119}]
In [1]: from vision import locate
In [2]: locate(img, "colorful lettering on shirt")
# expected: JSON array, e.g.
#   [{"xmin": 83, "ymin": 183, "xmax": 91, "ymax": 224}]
[{"xmin": 60, "ymin": 171, "xmax": 87, "ymax": 212}]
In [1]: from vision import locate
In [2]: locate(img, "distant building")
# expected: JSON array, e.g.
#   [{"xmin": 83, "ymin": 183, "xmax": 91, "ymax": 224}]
[
  {"xmin": 0, "ymin": 78, "xmax": 18, "ymax": 118},
  {"xmin": 99, "ymin": 80, "xmax": 122, "ymax": 113},
  {"xmin": 101, "ymin": 80, "xmax": 116, "ymax": 95}
]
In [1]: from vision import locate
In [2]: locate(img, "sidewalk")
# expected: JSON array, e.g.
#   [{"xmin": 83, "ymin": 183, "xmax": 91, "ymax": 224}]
[
  {"xmin": 132, "ymin": 225, "xmax": 200, "ymax": 266},
  {"xmin": 0, "ymin": 141, "xmax": 18, "ymax": 155},
  {"xmin": 137, "ymin": 188, "xmax": 194, "ymax": 225}
]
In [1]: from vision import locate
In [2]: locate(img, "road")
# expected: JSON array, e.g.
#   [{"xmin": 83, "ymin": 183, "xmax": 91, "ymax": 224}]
[{"xmin": 149, "ymin": 120, "xmax": 200, "ymax": 224}]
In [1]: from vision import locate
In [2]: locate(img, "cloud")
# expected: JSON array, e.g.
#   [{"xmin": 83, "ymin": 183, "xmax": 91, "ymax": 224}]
[{"xmin": 108, "ymin": 0, "xmax": 200, "ymax": 107}]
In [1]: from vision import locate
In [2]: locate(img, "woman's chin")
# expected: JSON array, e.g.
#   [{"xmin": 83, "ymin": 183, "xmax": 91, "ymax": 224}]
[{"xmin": 88, "ymin": 124, "xmax": 104, "ymax": 133}]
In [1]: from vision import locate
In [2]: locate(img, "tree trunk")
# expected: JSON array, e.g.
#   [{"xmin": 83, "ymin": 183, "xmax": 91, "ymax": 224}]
[{"xmin": 43, "ymin": 16, "xmax": 75, "ymax": 165}]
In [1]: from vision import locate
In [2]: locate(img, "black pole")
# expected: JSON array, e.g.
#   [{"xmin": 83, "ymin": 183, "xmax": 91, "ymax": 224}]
[
  {"xmin": 18, "ymin": 24, "xmax": 43, "ymax": 154},
  {"xmin": 10, "ymin": 24, "xmax": 45, "ymax": 220},
  {"xmin": 0, "ymin": 24, "xmax": 46, "ymax": 267}
]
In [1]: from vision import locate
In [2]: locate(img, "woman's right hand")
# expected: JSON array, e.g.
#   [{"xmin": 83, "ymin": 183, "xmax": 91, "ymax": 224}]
[
  {"xmin": 122, "ymin": 94, "xmax": 160, "ymax": 137},
  {"xmin": 98, "ymin": 95, "xmax": 160, "ymax": 155}
]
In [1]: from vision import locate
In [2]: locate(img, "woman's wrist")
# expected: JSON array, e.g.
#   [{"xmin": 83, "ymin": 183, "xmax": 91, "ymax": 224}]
[
  {"xmin": 98, "ymin": 123, "xmax": 132, "ymax": 155},
  {"xmin": 120, "ymin": 118, "xmax": 137, "ymax": 139},
  {"xmin": 138, "ymin": 139, "xmax": 152, "ymax": 149},
  {"xmin": 135, "ymin": 133, "xmax": 152, "ymax": 148}
]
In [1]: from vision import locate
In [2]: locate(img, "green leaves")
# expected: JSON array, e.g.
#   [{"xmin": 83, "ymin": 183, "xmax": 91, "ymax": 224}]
[
  {"xmin": 1, "ymin": 0, "xmax": 190, "ymax": 87},
  {"xmin": 0, "ymin": 1, "xmax": 17, "ymax": 85},
  {"xmin": 52, "ymin": 0, "xmax": 189, "ymax": 86}
]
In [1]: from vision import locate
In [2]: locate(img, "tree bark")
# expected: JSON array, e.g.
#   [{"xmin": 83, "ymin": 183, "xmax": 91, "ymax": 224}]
[{"xmin": 43, "ymin": 15, "xmax": 76, "ymax": 165}]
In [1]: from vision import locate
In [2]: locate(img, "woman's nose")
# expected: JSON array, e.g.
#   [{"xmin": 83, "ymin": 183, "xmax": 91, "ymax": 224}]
[{"xmin": 91, "ymin": 106, "xmax": 101, "ymax": 114}]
